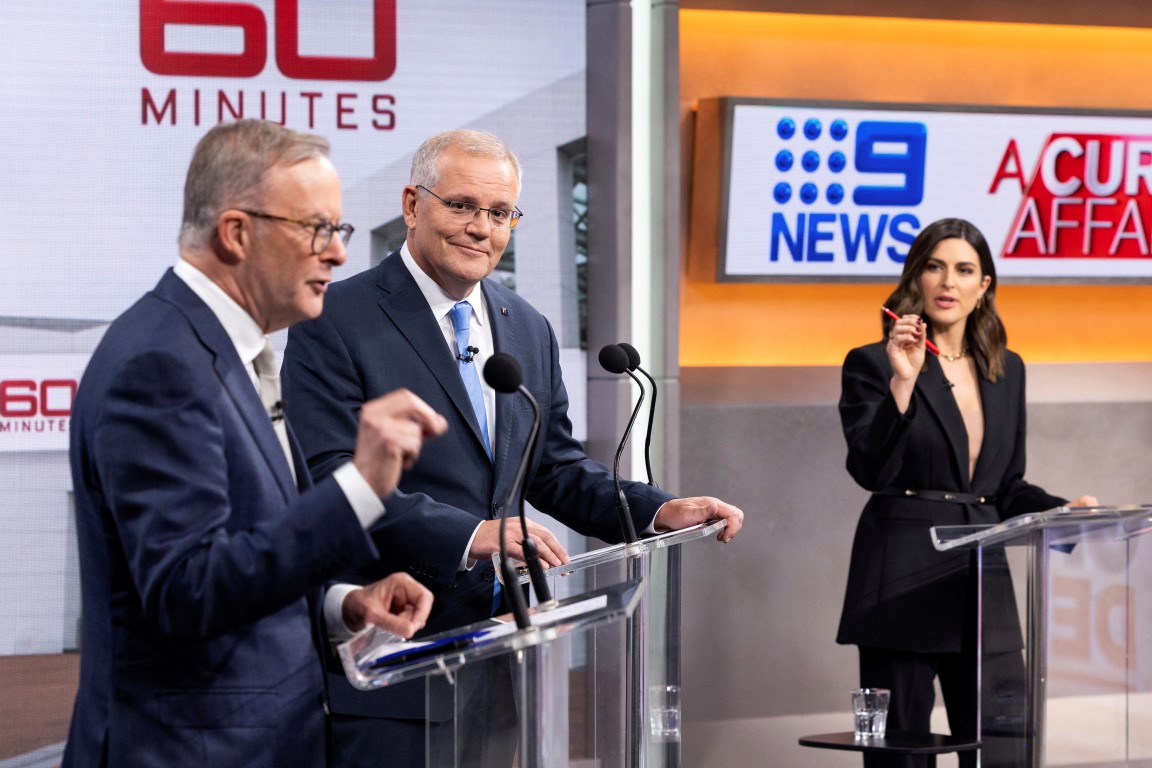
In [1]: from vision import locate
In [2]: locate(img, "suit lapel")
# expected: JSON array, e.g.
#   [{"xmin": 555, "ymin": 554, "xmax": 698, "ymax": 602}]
[
  {"xmin": 485, "ymin": 284, "xmax": 520, "ymax": 494},
  {"xmin": 285, "ymin": 423, "xmax": 312, "ymax": 491},
  {"xmin": 916, "ymin": 354, "xmax": 971, "ymax": 488},
  {"xmin": 375, "ymin": 254, "xmax": 492, "ymax": 464},
  {"xmin": 155, "ymin": 271, "xmax": 299, "ymax": 500}
]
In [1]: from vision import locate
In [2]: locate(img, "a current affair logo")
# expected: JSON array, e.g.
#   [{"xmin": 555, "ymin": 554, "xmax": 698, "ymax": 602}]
[
  {"xmin": 996, "ymin": 134, "xmax": 1152, "ymax": 259},
  {"xmin": 765, "ymin": 114, "xmax": 926, "ymax": 265},
  {"xmin": 139, "ymin": 0, "xmax": 398, "ymax": 130}
]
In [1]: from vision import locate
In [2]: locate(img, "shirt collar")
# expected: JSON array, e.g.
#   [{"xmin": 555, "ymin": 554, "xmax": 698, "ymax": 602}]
[
  {"xmin": 173, "ymin": 258, "xmax": 267, "ymax": 366},
  {"xmin": 399, "ymin": 242, "xmax": 486, "ymax": 326}
]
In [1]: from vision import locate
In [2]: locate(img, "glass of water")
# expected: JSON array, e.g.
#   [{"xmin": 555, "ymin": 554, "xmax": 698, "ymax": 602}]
[{"xmin": 851, "ymin": 688, "xmax": 890, "ymax": 739}]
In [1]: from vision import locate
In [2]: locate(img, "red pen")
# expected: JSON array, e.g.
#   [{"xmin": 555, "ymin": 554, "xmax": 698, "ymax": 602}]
[{"xmin": 881, "ymin": 306, "xmax": 941, "ymax": 356}]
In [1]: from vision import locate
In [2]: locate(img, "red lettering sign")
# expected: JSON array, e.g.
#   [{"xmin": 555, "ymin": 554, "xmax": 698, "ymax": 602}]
[
  {"xmin": 0, "ymin": 379, "xmax": 77, "ymax": 418},
  {"xmin": 140, "ymin": 0, "xmax": 396, "ymax": 81}
]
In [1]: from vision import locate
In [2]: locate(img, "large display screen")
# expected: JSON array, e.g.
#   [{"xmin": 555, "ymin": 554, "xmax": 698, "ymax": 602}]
[{"xmin": 716, "ymin": 98, "xmax": 1152, "ymax": 282}]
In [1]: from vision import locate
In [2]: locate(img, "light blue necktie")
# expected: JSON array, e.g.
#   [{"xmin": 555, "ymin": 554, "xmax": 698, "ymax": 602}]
[
  {"xmin": 448, "ymin": 301, "xmax": 502, "ymax": 613},
  {"xmin": 449, "ymin": 301, "xmax": 491, "ymax": 458}
]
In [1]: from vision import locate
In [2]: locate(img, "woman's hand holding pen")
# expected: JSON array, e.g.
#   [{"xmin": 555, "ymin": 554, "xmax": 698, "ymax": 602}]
[
  {"xmin": 885, "ymin": 311, "xmax": 927, "ymax": 412},
  {"xmin": 887, "ymin": 313, "xmax": 928, "ymax": 372}
]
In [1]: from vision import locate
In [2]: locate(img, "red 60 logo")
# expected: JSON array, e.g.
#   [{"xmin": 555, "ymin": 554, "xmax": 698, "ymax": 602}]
[
  {"xmin": 141, "ymin": 0, "xmax": 396, "ymax": 81},
  {"xmin": 0, "ymin": 380, "xmax": 77, "ymax": 418}
]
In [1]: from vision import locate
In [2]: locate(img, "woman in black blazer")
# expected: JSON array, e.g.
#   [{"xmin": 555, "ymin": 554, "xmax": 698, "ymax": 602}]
[{"xmin": 836, "ymin": 218, "xmax": 1096, "ymax": 768}]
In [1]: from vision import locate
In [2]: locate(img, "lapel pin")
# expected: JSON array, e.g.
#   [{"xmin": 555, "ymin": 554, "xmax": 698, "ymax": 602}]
[{"xmin": 501, "ymin": 306, "xmax": 509, "ymax": 316}]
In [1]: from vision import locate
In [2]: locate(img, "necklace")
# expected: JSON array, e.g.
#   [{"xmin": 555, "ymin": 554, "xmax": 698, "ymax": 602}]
[{"xmin": 939, "ymin": 346, "xmax": 968, "ymax": 362}]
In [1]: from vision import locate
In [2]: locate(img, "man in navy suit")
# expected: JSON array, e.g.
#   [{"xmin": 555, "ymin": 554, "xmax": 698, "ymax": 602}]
[
  {"xmin": 282, "ymin": 129, "xmax": 744, "ymax": 766},
  {"xmin": 65, "ymin": 119, "xmax": 448, "ymax": 768}
]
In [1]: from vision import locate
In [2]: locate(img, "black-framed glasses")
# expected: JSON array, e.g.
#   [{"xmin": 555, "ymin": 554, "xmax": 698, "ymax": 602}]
[
  {"xmin": 238, "ymin": 209, "xmax": 354, "ymax": 254},
  {"xmin": 416, "ymin": 185, "xmax": 523, "ymax": 230}
]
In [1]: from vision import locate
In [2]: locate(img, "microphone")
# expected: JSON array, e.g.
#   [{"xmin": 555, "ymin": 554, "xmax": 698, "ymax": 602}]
[
  {"xmin": 616, "ymin": 342, "xmax": 658, "ymax": 488},
  {"xmin": 456, "ymin": 346, "xmax": 479, "ymax": 363},
  {"xmin": 270, "ymin": 401, "xmax": 285, "ymax": 422},
  {"xmin": 597, "ymin": 344, "xmax": 641, "ymax": 544},
  {"xmin": 482, "ymin": 353, "xmax": 554, "ymax": 623}
]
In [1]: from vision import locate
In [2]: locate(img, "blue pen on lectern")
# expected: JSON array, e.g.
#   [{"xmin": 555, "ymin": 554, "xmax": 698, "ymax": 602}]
[{"xmin": 365, "ymin": 629, "xmax": 490, "ymax": 670}]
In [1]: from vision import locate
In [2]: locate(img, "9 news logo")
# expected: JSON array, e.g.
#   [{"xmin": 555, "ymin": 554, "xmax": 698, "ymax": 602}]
[
  {"xmin": 766, "ymin": 114, "xmax": 925, "ymax": 264},
  {"xmin": 140, "ymin": 0, "xmax": 396, "ymax": 81}
]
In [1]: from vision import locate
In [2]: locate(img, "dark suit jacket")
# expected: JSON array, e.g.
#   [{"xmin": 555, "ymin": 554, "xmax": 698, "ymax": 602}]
[
  {"xmin": 835, "ymin": 341, "xmax": 1066, "ymax": 655},
  {"xmin": 64, "ymin": 269, "xmax": 379, "ymax": 768},
  {"xmin": 283, "ymin": 251, "xmax": 673, "ymax": 719}
]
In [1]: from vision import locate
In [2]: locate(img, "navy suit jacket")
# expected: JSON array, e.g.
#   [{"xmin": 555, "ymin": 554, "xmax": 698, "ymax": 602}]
[
  {"xmin": 283, "ymin": 251, "xmax": 673, "ymax": 719},
  {"xmin": 65, "ymin": 269, "xmax": 380, "ymax": 768},
  {"xmin": 836, "ymin": 342, "xmax": 1066, "ymax": 654}
]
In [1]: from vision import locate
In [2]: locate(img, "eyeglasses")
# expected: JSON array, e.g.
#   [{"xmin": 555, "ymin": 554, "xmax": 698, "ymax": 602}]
[
  {"xmin": 416, "ymin": 185, "xmax": 523, "ymax": 230},
  {"xmin": 238, "ymin": 209, "xmax": 355, "ymax": 254}
]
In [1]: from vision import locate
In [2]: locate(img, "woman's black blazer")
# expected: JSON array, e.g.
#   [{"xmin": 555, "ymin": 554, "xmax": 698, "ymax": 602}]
[{"xmin": 836, "ymin": 341, "xmax": 1065, "ymax": 654}]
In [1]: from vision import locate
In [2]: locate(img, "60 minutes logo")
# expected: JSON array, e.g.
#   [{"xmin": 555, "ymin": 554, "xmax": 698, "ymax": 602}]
[
  {"xmin": 1, "ymin": 379, "xmax": 76, "ymax": 418},
  {"xmin": 141, "ymin": 0, "xmax": 396, "ymax": 80},
  {"xmin": 139, "ymin": 0, "xmax": 399, "ymax": 131}
]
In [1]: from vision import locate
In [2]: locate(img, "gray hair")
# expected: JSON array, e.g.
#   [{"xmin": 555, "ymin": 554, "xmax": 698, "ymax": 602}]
[
  {"xmin": 179, "ymin": 119, "xmax": 330, "ymax": 251},
  {"xmin": 409, "ymin": 129, "xmax": 522, "ymax": 192}
]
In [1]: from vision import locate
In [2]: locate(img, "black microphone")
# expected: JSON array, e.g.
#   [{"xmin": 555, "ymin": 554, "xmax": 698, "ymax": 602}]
[
  {"xmin": 456, "ymin": 346, "xmax": 479, "ymax": 363},
  {"xmin": 616, "ymin": 342, "xmax": 659, "ymax": 488},
  {"xmin": 597, "ymin": 344, "xmax": 641, "ymax": 544},
  {"xmin": 482, "ymin": 353, "xmax": 554, "ymax": 623}
]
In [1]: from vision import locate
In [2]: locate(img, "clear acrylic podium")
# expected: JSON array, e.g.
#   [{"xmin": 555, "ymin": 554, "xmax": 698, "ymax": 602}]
[
  {"xmin": 337, "ymin": 520, "xmax": 723, "ymax": 767},
  {"xmin": 499, "ymin": 519, "xmax": 726, "ymax": 768},
  {"xmin": 932, "ymin": 504, "xmax": 1152, "ymax": 768},
  {"xmin": 339, "ymin": 578, "xmax": 646, "ymax": 767}
]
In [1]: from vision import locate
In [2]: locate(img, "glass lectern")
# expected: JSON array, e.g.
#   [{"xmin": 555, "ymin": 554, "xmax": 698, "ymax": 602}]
[
  {"xmin": 933, "ymin": 504, "xmax": 1152, "ymax": 768},
  {"xmin": 337, "ymin": 520, "xmax": 724, "ymax": 768},
  {"xmin": 535, "ymin": 520, "xmax": 726, "ymax": 768},
  {"xmin": 340, "ymin": 578, "xmax": 645, "ymax": 767}
]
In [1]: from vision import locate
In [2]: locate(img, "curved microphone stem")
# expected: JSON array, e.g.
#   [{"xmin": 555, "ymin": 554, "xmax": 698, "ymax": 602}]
[
  {"xmin": 483, "ymin": 353, "xmax": 536, "ymax": 627},
  {"xmin": 498, "ymin": 508, "xmax": 532, "ymax": 630},
  {"xmin": 498, "ymin": 380, "xmax": 541, "ymax": 627},
  {"xmin": 510, "ymin": 386, "xmax": 555, "ymax": 608},
  {"xmin": 635, "ymin": 365, "xmax": 659, "ymax": 488},
  {"xmin": 612, "ymin": 370, "xmax": 645, "ymax": 544}
]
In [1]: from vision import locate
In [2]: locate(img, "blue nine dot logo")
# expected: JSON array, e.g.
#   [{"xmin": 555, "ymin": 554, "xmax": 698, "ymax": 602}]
[{"xmin": 772, "ymin": 115, "xmax": 856, "ymax": 205}]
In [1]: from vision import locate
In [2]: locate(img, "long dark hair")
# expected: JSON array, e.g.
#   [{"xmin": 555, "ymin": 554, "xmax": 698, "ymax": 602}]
[{"xmin": 882, "ymin": 218, "xmax": 1007, "ymax": 381}]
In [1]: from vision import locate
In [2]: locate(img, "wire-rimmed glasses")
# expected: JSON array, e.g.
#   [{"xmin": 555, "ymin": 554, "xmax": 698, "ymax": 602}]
[{"xmin": 416, "ymin": 185, "xmax": 523, "ymax": 230}]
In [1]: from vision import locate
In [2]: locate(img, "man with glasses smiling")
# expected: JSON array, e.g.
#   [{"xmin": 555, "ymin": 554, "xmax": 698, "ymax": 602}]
[
  {"xmin": 283, "ymin": 128, "xmax": 744, "ymax": 767},
  {"xmin": 63, "ymin": 119, "xmax": 448, "ymax": 768}
]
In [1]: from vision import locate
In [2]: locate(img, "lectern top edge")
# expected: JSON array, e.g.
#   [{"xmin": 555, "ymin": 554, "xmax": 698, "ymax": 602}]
[{"xmin": 932, "ymin": 503, "xmax": 1152, "ymax": 551}]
